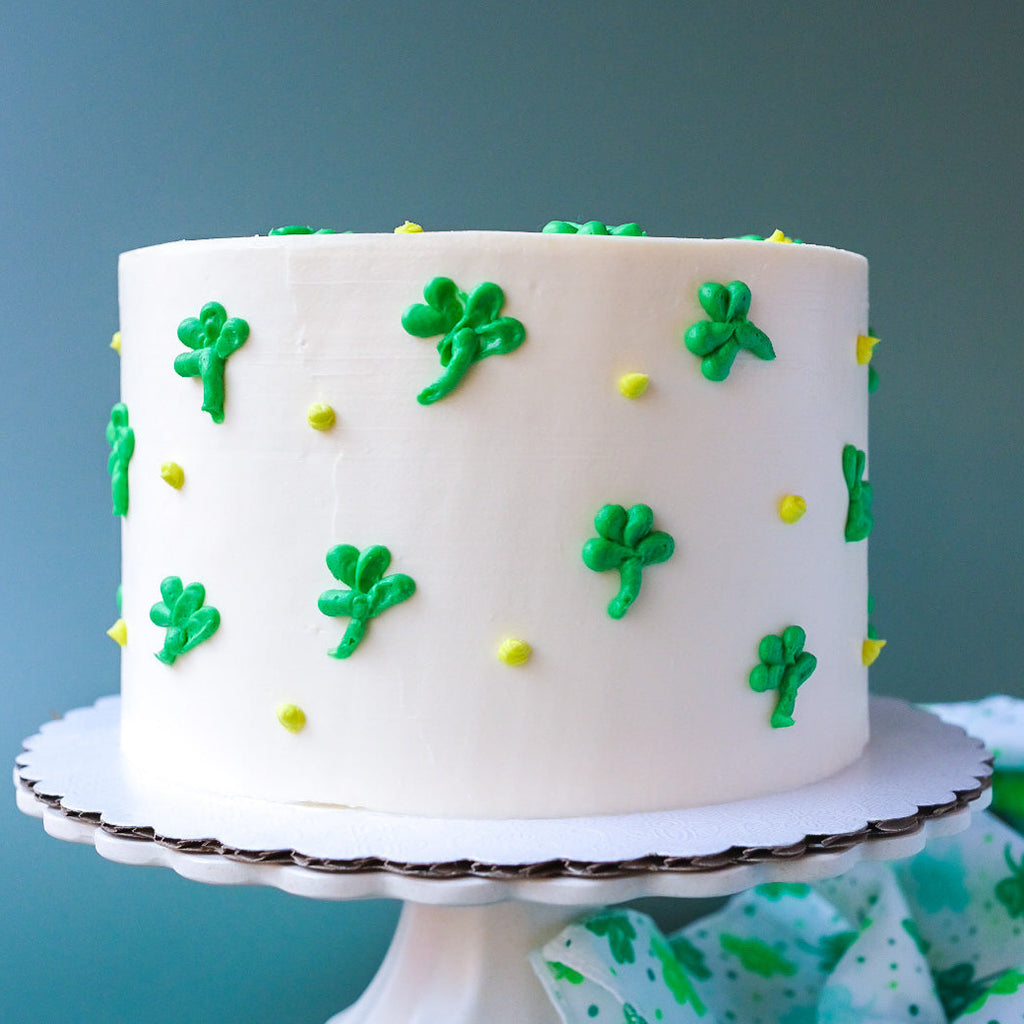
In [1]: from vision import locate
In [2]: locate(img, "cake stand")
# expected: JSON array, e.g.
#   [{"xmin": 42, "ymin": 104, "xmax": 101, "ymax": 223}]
[{"xmin": 15, "ymin": 695, "xmax": 992, "ymax": 1024}]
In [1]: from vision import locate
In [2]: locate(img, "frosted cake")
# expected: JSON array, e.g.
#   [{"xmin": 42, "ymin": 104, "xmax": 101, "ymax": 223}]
[{"xmin": 107, "ymin": 221, "xmax": 880, "ymax": 819}]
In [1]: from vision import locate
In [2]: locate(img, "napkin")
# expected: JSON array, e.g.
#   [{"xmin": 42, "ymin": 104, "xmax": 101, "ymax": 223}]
[{"xmin": 531, "ymin": 697, "xmax": 1024, "ymax": 1024}]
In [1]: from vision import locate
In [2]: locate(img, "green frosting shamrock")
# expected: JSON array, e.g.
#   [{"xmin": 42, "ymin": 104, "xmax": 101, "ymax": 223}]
[
  {"xmin": 683, "ymin": 280, "xmax": 775, "ymax": 382},
  {"xmin": 150, "ymin": 576, "xmax": 220, "ymax": 665},
  {"xmin": 318, "ymin": 544, "xmax": 416, "ymax": 659},
  {"xmin": 749, "ymin": 625, "xmax": 817, "ymax": 728},
  {"xmin": 175, "ymin": 301, "xmax": 250, "ymax": 423},
  {"xmin": 542, "ymin": 220, "xmax": 646, "ymax": 236},
  {"xmin": 401, "ymin": 277, "xmax": 526, "ymax": 404},
  {"xmin": 842, "ymin": 444, "xmax": 873, "ymax": 541},
  {"xmin": 581, "ymin": 503, "xmax": 675, "ymax": 619},
  {"xmin": 106, "ymin": 402, "xmax": 135, "ymax": 516},
  {"xmin": 267, "ymin": 225, "xmax": 339, "ymax": 235}
]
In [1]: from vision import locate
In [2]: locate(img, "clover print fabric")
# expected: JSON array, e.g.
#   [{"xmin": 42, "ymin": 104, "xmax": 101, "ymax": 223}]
[{"xmin": 532, "ymin": 699, "xmax": 1024, "ymax": 1024}]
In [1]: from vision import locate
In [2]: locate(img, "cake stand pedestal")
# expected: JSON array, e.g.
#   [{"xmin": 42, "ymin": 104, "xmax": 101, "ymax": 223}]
[{"xmin": 15, "ymin": 696, "xmax": 992, "ymax": 1024}]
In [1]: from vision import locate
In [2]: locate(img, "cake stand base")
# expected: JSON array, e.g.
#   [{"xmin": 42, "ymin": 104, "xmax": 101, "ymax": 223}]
[{"xmin": 328, "ymin": 901, "xmax": 592, "ymax": 1024}]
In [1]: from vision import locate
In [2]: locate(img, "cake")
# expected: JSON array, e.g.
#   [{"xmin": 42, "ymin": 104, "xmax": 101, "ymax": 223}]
[{"xmin": 109, "ymin": 221, "xmax": 877, "ymax": 820}]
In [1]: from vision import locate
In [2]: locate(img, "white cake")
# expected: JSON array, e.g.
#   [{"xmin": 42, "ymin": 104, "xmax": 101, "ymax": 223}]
[{"xmin": 112, "ymin": 224, "xmax": 874, "ymax": 819}]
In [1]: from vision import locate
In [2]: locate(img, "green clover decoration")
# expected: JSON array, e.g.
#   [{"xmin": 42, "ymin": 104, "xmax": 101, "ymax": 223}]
[
  {"xmin": 267, "ymin": 225, "xmax": 339, "ymax": 235},
  {"xmin": 542, "ymin": 220, "xmax": 646, "ymax": 236},
  {"xmin": 106, "ymin": 402, "xmax": 135, "ymax": 516},
  {"xmin": 150, "ymin": 576, "xmax": 221, "ymax": 665},
  {"xmin": 175, "ymin": 301, "xmax": 250, "ymax": 423},
  {"xmin": 318, "ymin": 544, "xmax": 416, "ymax": 659},
  {"xmin": 934, "ymin": 963, "xmax": 1024, "ymax": 1021},
  {"xmin": 996, "ymin": 844, "xmax": 1024, "ymax": 918},
  {"xmin": 683, "ymin": 280, "xmax": 775, "ymax": 382},
  {"xmin": 584, "ymin": 910, "xmax": 638, "ymax": 965},
  {"xmin": 749, "ymin": 625, "xmax": 817, "ymax": 728},
  {"xmin": 650, "ymin": 931, "xmax": 708, "ymax": 1015},
  {"xmin": 582, "ymin": 504, "xmax": 675, "ymax": 619},
  {"xmin": 842, "ymin": 444, "xmax": 873, "ymax": 541},
  {"xmin": 720, "ymin": 933, "xmax": 798, "ymax": 979},
  {"xmin": 401, "ymin": 277, "xmax": 526, "ymax": 405}
]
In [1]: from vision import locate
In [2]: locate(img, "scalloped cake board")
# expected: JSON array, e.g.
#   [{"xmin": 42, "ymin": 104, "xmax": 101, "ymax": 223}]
[{"xmin": 15, "ymin": 695, "xmax": 990, "ymax": 903}]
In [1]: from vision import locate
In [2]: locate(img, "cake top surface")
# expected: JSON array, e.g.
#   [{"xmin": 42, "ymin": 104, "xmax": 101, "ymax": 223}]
[{"xmin": 120, "ymin": 226, "xmax": 867, "ymax": 267}]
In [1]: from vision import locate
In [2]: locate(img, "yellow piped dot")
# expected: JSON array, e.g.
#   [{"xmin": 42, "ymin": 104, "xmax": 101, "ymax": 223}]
[
  {"xmin": 276, "ymin": 703, "xmax": 307, "ymax": 733},
  {"xmin": 618, "ymin": 372, "xmax": 650, "ymax": 398},
  {"xmin": 110, "ymin": 331, "xmax": 122, "ymax": 354},
  {"xmin": 394, "ymin": 221, "xmax": 423, "ymax": 234},
  {"xmin": 778, "ymin": 494, "xmax": 807, "ymax": 524},
  {"xmin": 862, "ymin": 638, "xmax": 887, "ymax": 666},
  {"xmin": 766, "ymin": 229, "xmax": 793, "ymax": 243},
  {"xmin": 160, "ymin": 462, "xmax": 185, "ymax": 489},
  {"xmin": 307, "ymin": 403, "xmax": 336, "ymax": 431},
  {"xmin": 497, "ymin": 638, "xmax": 532, "ymax": 666},
  {"xmin": 857, "ymin": 334, "xmax": 880, "ymax": 365},
  {"xmin": 107, "ymin": 618, "xmax": 127, "ymax": 646}
]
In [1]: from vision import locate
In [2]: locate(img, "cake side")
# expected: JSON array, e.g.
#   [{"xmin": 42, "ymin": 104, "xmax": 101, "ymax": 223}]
[{"xmin": 114, "ymin": 229, "xmax": 871, "ymax": 818}]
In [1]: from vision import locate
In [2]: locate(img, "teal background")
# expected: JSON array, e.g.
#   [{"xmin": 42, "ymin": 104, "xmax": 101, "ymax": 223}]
[{"xmin": 2, "ymin": 2, "xmax": 1021, "ymax": 1021}]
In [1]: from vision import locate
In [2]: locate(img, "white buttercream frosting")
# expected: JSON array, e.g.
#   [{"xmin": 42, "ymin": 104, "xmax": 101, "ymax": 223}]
[{"xmin": 117, "ymin": 230, "xmax": 870, "ymax": 819}]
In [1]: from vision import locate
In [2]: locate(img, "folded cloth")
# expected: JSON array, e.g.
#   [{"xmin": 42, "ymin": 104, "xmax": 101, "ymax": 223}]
[
  {"xmin": 924, "ymin": 696, "xmax": 1024, "ymax": 831},
  {"xmin": 531, "ymin": 697, "xmax": 1024, "ymax": 1024}
]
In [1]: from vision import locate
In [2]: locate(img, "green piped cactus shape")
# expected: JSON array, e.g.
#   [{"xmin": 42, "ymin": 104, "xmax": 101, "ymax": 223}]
[
  {"xmin": 150, "ymin": 576, "xmax": 220, "ymax": 665},
  {"xmin": 106, "ymin": 402, "xmax": 135, "ymax": 515},
  {"xmin": 749, "ymin": 625, "xmax": 817, "ymax": 728},
  {"xmin": 401, "ymin": 277, "xmax": 526, "ymax": 404},
  {"xmin": 542, "ymin": 220, "xmax": 646, "ymax": 236},
  {"xmin": 842, "ymin": 444, "xmax": 873, "ymax": 541},
  {"xmin": 582, "ymin": 504, "xmax": 675, "ymax": 619},
  {"xmin": 175, "ymin": 302, "xmax": 250, "ymax": 423},
  {"xmin": 683, "ymin": 280, "xmax": 775, "ymax": 381},
  {"xmin": 318, "ymin": 544, "xmax": 416, "ymax": 658}
]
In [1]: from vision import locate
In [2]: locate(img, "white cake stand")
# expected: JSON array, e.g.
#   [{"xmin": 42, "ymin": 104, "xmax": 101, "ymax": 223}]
[{"xmin": 15, "ymin": 695, "xmax": 992, "ymax": 1024}]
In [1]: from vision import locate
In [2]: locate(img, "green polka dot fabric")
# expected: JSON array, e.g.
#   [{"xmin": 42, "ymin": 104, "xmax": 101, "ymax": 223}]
[
  {"xmin": 925, "ymin": 697, "xmax": 1024, "ymax": 833},
  {"xmin": 530, "ymin": 698, "xmax": 1024, "ymax": 1024}
]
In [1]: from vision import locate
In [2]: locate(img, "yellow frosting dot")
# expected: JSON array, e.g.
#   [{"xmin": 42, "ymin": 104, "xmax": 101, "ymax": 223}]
[
  {"xmin": 618, "ymin": 372, "xmax": 650, "ymax": 398},
  {"xmin": 394, "ymin": 221, "xmax": 423, "ymax": 234},
  {"xmin": 497, "ymin": 638, "xmax": 532, "ymax": 666},
  {"xmin": 110, "ymin": 331, "xmax": 122, "ymax": 354},
  {"xmin": 778, "ymin": 494, "xmax": 807, "ymax": 524},
  {"xmin": 862, "ymin": 638, "xmax": 887, "ymax": 666},
  {"xmin": 276, "ymin": 703, "xmax": 307, "ymax": 733},
  {"xmin": 766, "ymin": 229, "xmax": 793, "ymax": 243},
  {"xmin": 307, "ymin": 403, "xmax": 336, "ymax": 430},
  {"xmin": 856, "ymin": 334, "xmax": 880, "ymax": 365},
  {"xmin": 160, "ymin": 462, "xmax": 185, "ymax": 489},
  {"xmin": 107, "ymin": 618, "xmax": 127, "ymax": 646}
]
